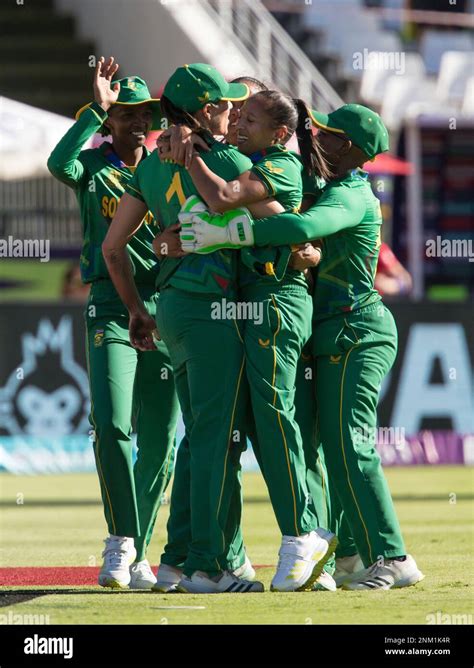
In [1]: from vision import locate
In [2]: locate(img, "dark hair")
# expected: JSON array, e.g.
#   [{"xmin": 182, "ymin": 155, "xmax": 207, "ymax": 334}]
[
  {"xmin": 294, "ymin": 98, "xmax": 331, "ymax": 180},
  {"xmin": 230, "ymin": 76, "xmax": 269, "ymax": 92},
  {"xmin": 250, "ymin": 90, "xmax": 331, "ymax": 180},
  {"xmin": 159, "ymin": 95, "xmax": 214, "ymax": 142}
]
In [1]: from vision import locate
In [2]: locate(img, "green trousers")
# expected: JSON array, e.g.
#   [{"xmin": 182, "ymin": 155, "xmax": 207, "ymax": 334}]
[
  {"xmin": 241, "ymin": 283, "xmax": 318, "ymax": 536},
  {"xmin": 294, "ymin": 345, "xmax": 336, "ymax": 573},
  {"xmin": 313, "ymin": 301, "xmax": 406, "ymax": 567},
  {"xmin": 86, "ymin": 281, "xmax": 179, "ymax": 561},
  {"xmin": 330, "ymin": 494, "xmax": 357, "ymax": 559},
  {"xmin": 156, "ymin": 287, "xmax": 247, "ymax": 577},
  {"xmin": 160, "ymin": 434, "xmax": 246, "ymax": 572}
]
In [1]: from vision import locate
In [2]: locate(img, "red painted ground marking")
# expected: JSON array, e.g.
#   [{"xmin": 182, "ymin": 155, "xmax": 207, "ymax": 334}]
[{"xmin": 0, "ymin": 565, "xmax": 273, "ymax": 586}]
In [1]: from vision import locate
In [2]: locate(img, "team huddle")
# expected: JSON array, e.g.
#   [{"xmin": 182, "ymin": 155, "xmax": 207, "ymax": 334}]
[{"xmin": 48, "ymin": 56, "xmax": 424, "ymax": 594}]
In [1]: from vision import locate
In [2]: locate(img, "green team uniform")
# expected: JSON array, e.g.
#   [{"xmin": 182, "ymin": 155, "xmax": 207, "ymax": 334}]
[
  {"xmin": 299, "ymin": 172, "xmax": 357, "ymax": 563},
  {"xmin": 294, "ymin": 173, "xmax": 339, "ymax": 571},
  {"xmin": 47, "ymin": 101, "xmax": 180, "ymax": 559},
  {"xmin": 126, "ymin": 139, "xmax": 253, "ymax": 576},
  {"xmin": 251, "ymin": 168, "xmax": 406, "ymax": 566},
  {"xmin": 239, "ymin": 146, "xmax": 319, "ymax": 537}
]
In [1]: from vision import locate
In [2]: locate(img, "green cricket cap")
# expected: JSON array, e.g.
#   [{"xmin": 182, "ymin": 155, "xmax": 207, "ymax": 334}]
[
  {"xmin": 75, "ymin": 76, "xmax": 162, "ymax": 130},
  {"xmin": 310, "ymin": 103, "xmax": 389, "ymax": 159},
  {"xmin": 163, "ymin": 63, "xmax": 249, "ymax": 113}
]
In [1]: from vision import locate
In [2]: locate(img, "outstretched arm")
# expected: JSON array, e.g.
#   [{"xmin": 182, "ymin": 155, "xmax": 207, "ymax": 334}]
[
  {"xmin": 162, "ymin": 127, "xmax": 281, "ymax": 214},
  {"xmin": 186, "ymin": 156, "xmax": 269, "ymax": 213},
  {"xmin": 181, "ymin": 187, "xmax": 367, "ymax": 253},
  {"xmin": 252, "ymin": 188, "xmax": 366, "ymax": 246}
]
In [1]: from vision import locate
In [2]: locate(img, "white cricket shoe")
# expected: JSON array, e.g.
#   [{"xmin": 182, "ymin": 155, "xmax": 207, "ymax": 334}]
[
  {"xmin": 334, "ymin": 554, "xmax": 365, "ymax": 587},
  {"xmin": 129, "ymin": 559, "xmax": 157, "ymax": 589},
  {"xmin": 152, "ymin": 563, "xmax": 183, "ymax": 593},
  {"xmin": 270, "ymin": 528, "xmax": 338, "ymax": 592},
  {"xmin": 177, "ymin": 570, "xmax": 264, "ymax": 594},
  {"xmin": 98, "ymin": 536, "xmax": 136, "ymax": 589},
  {"xmin": 313, "ymin": 571, "xmax": 337, "ymax": 592},
  {"xmin": 232, "ymin": 554, "xmax": 256, "ymax": 581},
  {"xmin": 342, "ymin": 555, "xmax": 425, "ymax": 590}
]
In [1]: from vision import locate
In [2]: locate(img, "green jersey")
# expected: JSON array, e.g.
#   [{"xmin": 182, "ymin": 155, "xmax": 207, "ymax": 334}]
[
  {"xmin": 126, "ymin": 139, "xmax": 252, "ymax": 296},
  {"xmin": 252, "ymin": 169, "xmax": 382, "ymax": 318},
  {"xmin": 302, "ymin": 172, "xmax": 325, "ymax": 200},
  {"xmin": 239, "ymin": 144, "xmax": 305, "ymax": 289},
  {"xmin": 250, "ymin": 145, "xmax": 303, "ymax": 211},
  {"xmin": 47, "ymin": 101, "xmax": 158, "ymax": 285}
]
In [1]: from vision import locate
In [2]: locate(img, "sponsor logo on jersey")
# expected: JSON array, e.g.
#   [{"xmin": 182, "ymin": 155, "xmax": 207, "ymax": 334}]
[
  {"xmin": 263, "ymin": 161, "xmax": 284, "ymax": 174},
  {"xmin": 94, "ymin": 330, "xmax": 104, "ymax": 347},
  {"xmin": 258, "ymin": 338, "xmax": 270, "ymax": 348},
  {"xmin": 329, "ymin": 355, "xmax": 342, "ymax": 364},
  {"xmin": 105, "ymin": 170, "xmax": 125, "ymax": 191}
]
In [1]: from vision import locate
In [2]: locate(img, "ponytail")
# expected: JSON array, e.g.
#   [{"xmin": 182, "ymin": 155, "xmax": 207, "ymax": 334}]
[{"xmin": 293, "ymin": 98, "xmax": 331, "ymax": 180}]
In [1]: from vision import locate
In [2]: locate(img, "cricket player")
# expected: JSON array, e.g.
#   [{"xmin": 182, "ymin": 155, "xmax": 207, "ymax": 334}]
[
  {"xmin": 102, "ymin": 63, "xmax": 267, "ymax": 594},
  {"xmin": 179, "ymin": 103, "xmax": 425, "ymax": 590},
  {"xmin": 47, "ymin": 57, "xmax": 180, "ymax": 589},
  {"xmin": 152, "ymin": 75, "xmax": 269, "ymax": 594},
  {"xmin": 168, "ymin": 89, "xmax": 338, "ymax": 592}
]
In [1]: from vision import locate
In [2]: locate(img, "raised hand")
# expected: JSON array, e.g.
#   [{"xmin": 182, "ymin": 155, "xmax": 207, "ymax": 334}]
[{"xmin": 93, "ymin": 56, "xmax": 120, "ymax": 112}]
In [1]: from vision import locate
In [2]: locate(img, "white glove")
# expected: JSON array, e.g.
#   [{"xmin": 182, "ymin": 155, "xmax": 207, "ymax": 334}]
[{"xmin": 179, "ymin": 206, "xmax": 255, "ymax": 254}]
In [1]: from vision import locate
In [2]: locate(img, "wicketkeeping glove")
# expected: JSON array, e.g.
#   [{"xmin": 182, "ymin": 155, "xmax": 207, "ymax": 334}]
[
  {"xmin": 178, "ymin": 195, "xmax": 207, "ymax": 253},
  {"xmin": 179, "ymin": 204, "xmax": 255, "ymax": 254}
]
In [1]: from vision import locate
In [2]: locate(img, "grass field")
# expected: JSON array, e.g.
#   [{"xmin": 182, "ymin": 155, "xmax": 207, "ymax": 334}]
[
  {"xmin": 0, "ymin": 260, "xmax": 71, "ymax": 302},
  {"xmin": 0, "ymin": 467, "xmax": 473, "ymax": 625}
]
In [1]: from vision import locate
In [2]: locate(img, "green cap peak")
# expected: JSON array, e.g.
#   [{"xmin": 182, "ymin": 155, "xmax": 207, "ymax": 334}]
[
  {"xmin": 163, "ymin": 63, "xmax": 249, "ymax": 113},
  {"xmin": 310, "ymin": 103, "xmax": 389, "ymax": 159}
]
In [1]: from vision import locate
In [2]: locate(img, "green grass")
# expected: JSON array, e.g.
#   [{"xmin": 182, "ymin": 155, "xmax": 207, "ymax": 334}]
[
  {"xmin": 0, "ymin": 467, "xmax": 473, "ymax": 624},
  {"xmin": 0, "ymin": 260, "xmax": 71, "ymax": 301},
  {"xmin": 426, "ymin": 285, "xmax": 469, "ymax": 302}
]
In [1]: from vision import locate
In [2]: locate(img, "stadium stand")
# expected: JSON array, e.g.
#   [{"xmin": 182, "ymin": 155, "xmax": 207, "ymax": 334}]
[
  {"xmin": 436, "ymin": 51, "xmax": 474, "ymax": 105},
  {"xmin": 420, "ymin": 29, "xmax": 473, "ymax": 75},
  {"xmin": 360, "ymin": 52, "xmax": 426, "ymax": 106},
  {"xmin": 0, "ymin": 0, "xmax": 95, "ymax": 117},
  {"xmin": 462, "ymin": 77, "xmax": 474, "ymax": 115}
]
